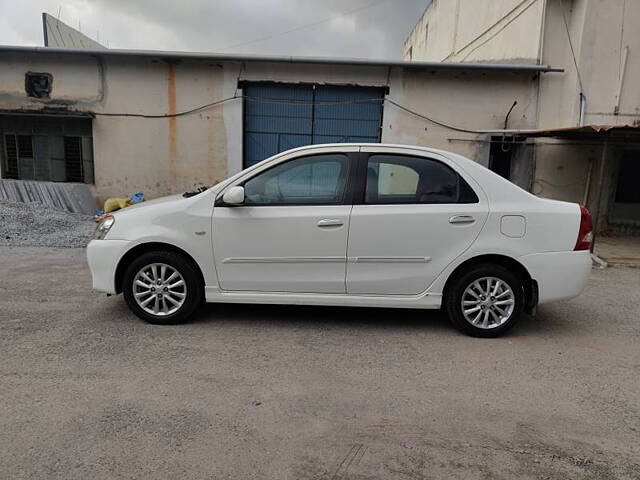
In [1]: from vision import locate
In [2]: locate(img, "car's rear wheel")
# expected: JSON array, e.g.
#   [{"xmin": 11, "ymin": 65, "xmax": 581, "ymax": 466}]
[
  {"xmin": 123, "ymin": 251, "xmax": 203, "ymax": 325},
  {"xmin": 445, "ymin": 264, "xmax": 524, "ymax": 337}
]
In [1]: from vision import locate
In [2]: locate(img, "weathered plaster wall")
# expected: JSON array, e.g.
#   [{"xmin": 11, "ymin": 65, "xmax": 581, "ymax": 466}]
[
  {"xmin": 93, "ymin": 57, "xmax": 228, "ymax": 200},
  {"xmin": 0, "ymin": 53, "xmax": 229, "ymax": 201},
  {"xmin": 534, "ymin": 0, "xmax": 640, "ymax": 233},
  {"xmin": 539, "ymin": 0, "xmax": 640, "ymax": 128},
  {"xmin": 0, "ymin": 52, "xmax": 539, "ymax": 202},
  {"xmin": 531, "ymin": 141, "xmax": 595, "ymax": 202},
  {"xmin": 382, "ymin": 68, "xmax": 539, "ymax": 163},
  {"xmin": 0, "ymin": 52, "xmax": 103, "ymax": 108}
]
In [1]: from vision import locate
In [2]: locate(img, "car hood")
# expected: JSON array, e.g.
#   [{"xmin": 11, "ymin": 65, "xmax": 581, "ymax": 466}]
[
  {"xmin": 111, "ymin": 187, "xmax": 219, "ymax": 220},
  {"xmin": 105, "ymin": 187, "xmax": 217, "ymax": 241},
  {"xmin": 118, "ymin": 193, "xmax": 185, "ymax": 212}
]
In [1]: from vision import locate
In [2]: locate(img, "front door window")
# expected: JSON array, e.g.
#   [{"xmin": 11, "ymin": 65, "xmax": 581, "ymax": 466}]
[{"xmin": 244, "ymin": 154, "xmax": 349, "ymax": 205}]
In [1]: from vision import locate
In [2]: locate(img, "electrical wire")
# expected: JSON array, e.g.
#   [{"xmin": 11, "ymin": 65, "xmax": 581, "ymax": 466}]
[
  {"xmin": 93, "ymin": 94, "xmax": 508, "ymax": 134},
  {"xmin": 94, "ymin": 96, "xmax": 239, "ymax": 118},
  {"xmin": 384, "ymin": 98, "xmax": 496, "ymax": 134},
  {"xmin": 559, "ymin": 0, "xmax": 585, "ymax": 97}
]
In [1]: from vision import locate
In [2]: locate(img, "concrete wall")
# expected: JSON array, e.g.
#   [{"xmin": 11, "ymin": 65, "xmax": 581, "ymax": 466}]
[
  {"xmin": 534, "ymin": 0, "xmax": 640, "ymax": 233},
  {"xmin": 404, "ymin": 0, "xmax": 545, "ymax": 63},
  {"xmin": 0, "ymin": 53, "xmax": 229, "ymax": 201},
  {"xmin": 94, "ymin": 57, "xmax": 228, "ymax": 198},
  {"xmin": 406, "ymin": 0, "xmax": 640, "ymax": 129},
  {"xmin": 382, "ymin": 68, "xmax": 539, "ymax": 163},
  {"xmin": 538, "ymin": 0, "xmax": 640, "ymax": 128},
  {"xmin": 404, "ymin": 0, "xmax": 640, "ymax": 233},
  {"xmin": 0, "ymin": 51, "xmax": 540, "ymax": 203}
]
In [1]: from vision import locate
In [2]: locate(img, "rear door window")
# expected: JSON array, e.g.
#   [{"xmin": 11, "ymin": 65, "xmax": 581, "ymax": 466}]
[{"xmin": 364, "ymin": 154, "xmax": 478, "ymax": 204}]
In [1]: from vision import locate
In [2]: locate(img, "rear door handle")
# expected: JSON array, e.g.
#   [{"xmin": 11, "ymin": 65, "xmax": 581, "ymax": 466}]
[
  {"xmin": 449, "ymin": 215, "xmax": 475, "ymax": 225},
  {"xmin": 317, "ymin": 218, "xmax": 344, "ymax": 228}
]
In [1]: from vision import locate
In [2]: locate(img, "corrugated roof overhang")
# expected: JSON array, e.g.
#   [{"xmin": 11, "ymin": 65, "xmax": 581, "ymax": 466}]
[{"xmin": 515, "ymin": 124, "xmax": 640, "ymax": 140}]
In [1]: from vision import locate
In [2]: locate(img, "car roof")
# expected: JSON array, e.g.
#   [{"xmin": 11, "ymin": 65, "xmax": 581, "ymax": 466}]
[{"xmin": 279, "ymin": 142, "xmax": 464, "ymax": 159}]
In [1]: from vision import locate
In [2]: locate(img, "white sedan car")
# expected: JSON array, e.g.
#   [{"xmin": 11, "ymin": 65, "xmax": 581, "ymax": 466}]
[{"xmin": 87, "ymin": 144, "xmax": 592, "ymax": 337}]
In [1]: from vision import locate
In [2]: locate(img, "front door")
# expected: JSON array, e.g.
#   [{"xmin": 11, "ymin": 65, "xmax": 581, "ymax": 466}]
[
  {"xmin": 346, "ymin": 150, "xmax": 488, "ymax": 295},
  {"xmin": 213, "ymin": 152, "xmax": 353, "ymax": 293}
]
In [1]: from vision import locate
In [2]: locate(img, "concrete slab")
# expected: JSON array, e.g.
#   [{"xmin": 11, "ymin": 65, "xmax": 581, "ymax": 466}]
[{"xmin": 595, "ymin": 236, "xmax": 640, "ymax": 267}]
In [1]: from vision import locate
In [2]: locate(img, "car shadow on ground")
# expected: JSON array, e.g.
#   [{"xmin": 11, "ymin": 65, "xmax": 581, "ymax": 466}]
[
  {"xmin": 102, "ymin": 294, "xmax": 573, "ymax": 338},
  {"xmin": 191, "ymin": 301, "xmax": 452, "ymax": 331},
  {"xmin": 190, "ymin": 302, "xmax": 575, "ymax": 339}
]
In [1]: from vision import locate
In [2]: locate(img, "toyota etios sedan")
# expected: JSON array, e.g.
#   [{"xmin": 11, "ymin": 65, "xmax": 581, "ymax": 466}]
[{"xmin": 87, "ymin": 144, "xmax": 592, "ymax": 337}]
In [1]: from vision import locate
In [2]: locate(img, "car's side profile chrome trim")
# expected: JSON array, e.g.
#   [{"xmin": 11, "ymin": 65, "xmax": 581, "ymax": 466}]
[
  {"xmin": 350, "ymin": 256, "xmax": 431, "ymax": 263},
  {"xmin": 222, "ymin": 256, "xmax": 432, "ymax": 264},
  {"xmin": 222, "ymin": 256, "xmax": 345, "ymax": 264}
]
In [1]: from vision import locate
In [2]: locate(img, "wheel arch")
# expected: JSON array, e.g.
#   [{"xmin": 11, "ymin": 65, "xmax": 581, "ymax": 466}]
[
  {"xmin": 443, "ymin": 254, "xmax": 538, "ymax": 313},
  {"xmin": 114, "ymin": 242, "xmax": 206, "ymax": 294}
]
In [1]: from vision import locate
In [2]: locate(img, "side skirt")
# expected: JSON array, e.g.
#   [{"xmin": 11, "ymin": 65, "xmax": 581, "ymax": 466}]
[{"xmin": 204, "ymin": 287, "xmax": 442, "ymax": 309}]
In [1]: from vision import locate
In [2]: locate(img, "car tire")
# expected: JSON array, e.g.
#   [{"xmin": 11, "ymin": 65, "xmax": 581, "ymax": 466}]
[
  {"xmin": 445, "ymin": 263, "xmax": 524, "ymax": 338},
  {"xmin": 122, "ymin": 250, "xmax": 203, "ymax": 325}
]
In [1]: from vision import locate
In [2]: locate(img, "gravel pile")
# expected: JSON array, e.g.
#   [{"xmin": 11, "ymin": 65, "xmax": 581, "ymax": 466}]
[{"xmin": 0, "ymin": 200, "xmax": 95, "ymax": 247}]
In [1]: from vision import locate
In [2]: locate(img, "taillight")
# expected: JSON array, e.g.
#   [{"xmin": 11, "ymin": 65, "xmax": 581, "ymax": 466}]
[{"xmin": 574, "ymin": 205, "xmax": 593, "ymax": 251}]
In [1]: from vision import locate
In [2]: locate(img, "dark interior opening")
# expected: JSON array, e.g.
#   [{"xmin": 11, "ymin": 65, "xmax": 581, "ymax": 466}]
[{"xmin": 489, "ymin": 136, "xmax": 513, "ymax": 180}]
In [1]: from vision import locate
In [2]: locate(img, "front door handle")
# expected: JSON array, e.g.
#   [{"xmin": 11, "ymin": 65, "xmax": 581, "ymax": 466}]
[
  {"xmin": 317, "ymin": 218, "xmax": 344, "ymax": 228},
  {"xmin": 449, "ymin": 215, "xmax": 475, "ymax": 225}
]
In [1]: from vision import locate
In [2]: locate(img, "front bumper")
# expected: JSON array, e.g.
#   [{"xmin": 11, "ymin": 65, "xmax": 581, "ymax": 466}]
[
  {"xmin": 519, "ymin": 250, "xmax": 591, "ymax": 304},
  {"xmin": 86, "ymin": 239, "xmax": 135, "ymax": 294}
]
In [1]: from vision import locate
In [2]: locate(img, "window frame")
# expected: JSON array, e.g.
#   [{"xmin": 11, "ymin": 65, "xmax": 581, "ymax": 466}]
[
  {"xmin": 354, "ymin": 153, "xmax": 479, "ymax": 205},
  {"xmin": 219, "ymin": 152, "xmax": 359, "ymax": 207}
]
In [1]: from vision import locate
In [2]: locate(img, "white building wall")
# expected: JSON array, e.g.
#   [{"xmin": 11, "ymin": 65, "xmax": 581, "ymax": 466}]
[
  {"xmin": 542, "ymin": 0, "xmax": 640, "ymax": 127},
  {"xmin": 406, "ymin": 0, "xmax": 640, "ymax": 232},
  {"xmin": 535, "ymin": 0, "xmax": 640, "ymax": 214},
  {"xmin": 407, "ymin": 0, "xmax": 640, "ymax": 128},
  {"xmin": 404, "ymin": 0, "xmax": 545, "ymax": 63}
]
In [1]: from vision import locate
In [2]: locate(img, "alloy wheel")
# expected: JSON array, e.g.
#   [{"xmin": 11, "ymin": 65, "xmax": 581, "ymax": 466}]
[
  {"xmin": 132, "ymin": 263, "xmax": 187, "ymax": 316},
  {"xmin": 461, "ymin": 276, "xmax": 515, "ymax": 329}
]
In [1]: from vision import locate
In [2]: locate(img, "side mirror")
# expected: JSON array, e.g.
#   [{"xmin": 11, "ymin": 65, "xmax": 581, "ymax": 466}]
[{"xmin": 222, "ymin": 186, "xmax": 245, "ymax": 205}]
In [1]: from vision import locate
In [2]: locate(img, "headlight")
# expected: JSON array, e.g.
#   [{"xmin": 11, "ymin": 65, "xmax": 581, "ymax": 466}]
[{"xmin": 94, "ymin": 216, "xmax": 115, "ymax": 240}]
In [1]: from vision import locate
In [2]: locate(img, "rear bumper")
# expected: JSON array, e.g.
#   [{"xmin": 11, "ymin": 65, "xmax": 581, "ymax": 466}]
[
  {"xmin": 519, "ymin": 250, "xmax": 591, "ymax": 304},
  {"xmin": 86, "ymin": 239, "xmax": 134, "ymax": 294}
]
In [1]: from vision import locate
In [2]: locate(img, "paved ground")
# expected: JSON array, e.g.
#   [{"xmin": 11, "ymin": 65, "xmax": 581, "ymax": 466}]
[{"xmin": 1, "ymin": 246, "xmax": 639, "ymax": 480}]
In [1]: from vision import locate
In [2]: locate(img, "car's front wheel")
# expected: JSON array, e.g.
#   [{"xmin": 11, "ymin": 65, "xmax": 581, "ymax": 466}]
[
  {"xmin": 445, "ymin": 264, "xmax": 524, "ymax": 337},
  {"xmin": 123, "ymin": 250, "xmax": 203, "ymax": 325}
]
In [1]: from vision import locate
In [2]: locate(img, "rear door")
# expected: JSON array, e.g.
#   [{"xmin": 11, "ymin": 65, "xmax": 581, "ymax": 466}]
[{"xmin": 346, "ymin": 148, "xmax": 488, "ymax": 295}]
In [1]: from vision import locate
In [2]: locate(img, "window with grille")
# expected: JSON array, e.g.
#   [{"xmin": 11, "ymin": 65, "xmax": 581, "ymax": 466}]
[
  {"xmin": 3, "ymin": 135, "xmax": 19, "ymax": 179},
  {"xmin": 63, "ymin": 136, "xmax": 83, "ymax": 182},
  {"xmin": 1, "ymin": 116, "xmax": 93, "ymax": 183}
]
